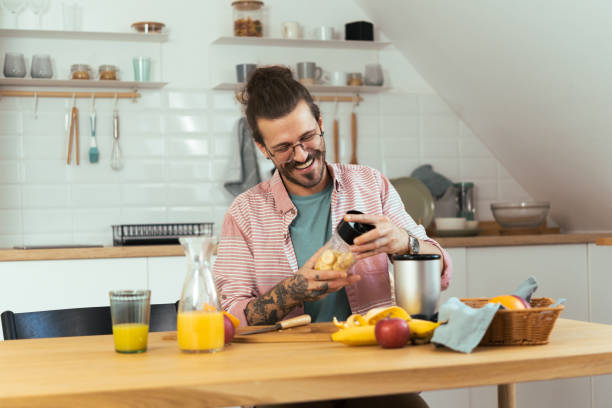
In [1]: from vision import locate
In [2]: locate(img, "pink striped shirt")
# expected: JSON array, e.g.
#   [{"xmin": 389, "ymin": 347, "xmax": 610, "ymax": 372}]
[{"xmin": 214, "ymin": 163, "xmax": 452, "ymax": 326}]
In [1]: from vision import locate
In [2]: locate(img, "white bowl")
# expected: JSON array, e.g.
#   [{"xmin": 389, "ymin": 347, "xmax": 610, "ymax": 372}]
[{"xmin": 435, "ymin": 217, "xmax": 467, "ymax": 231}]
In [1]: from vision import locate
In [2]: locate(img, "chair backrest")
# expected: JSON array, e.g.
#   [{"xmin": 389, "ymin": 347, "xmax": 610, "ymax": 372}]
[{"xmin": 1, "ymin": 302, "xmax": 178, "ymax": 340}]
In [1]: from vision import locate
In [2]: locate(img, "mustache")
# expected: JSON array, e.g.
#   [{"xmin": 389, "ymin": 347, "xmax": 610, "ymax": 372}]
[{"xmin": 285, "ymin": 149, "xmax": 323, "ymax": 170}]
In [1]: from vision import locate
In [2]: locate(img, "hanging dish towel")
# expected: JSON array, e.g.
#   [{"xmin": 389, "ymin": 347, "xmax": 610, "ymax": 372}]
[{"xmin": 224, "ymin": 117, "xmax": 262, "ymax": 197}]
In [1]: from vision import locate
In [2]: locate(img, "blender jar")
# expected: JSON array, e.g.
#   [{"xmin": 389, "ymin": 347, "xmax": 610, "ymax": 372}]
[{"xmin": 232, "ymin": 0, "xmax": 264, "ymax": 37}]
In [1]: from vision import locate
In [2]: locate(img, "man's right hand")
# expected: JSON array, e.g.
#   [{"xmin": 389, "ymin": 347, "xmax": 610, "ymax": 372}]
[
  {"xmin": 244, "ymin": 246, "xmax": 361, "ymax": 325},
  {"xmin": 291, "ymin": 246, "xmax": 361, "ymax": 302}
]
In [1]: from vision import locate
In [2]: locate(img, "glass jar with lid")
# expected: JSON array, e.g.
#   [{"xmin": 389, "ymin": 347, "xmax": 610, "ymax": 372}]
[
  {"xmin": 232, "ymin": 0, "xmax": 263, "ymax": 37},
  {"xmin": 314, "ymin": 210, "xmax": 374, "ymax": 275},
  {"xmin": 99, "ymin": 64, "xmax": 119, "ymax": 80},
  {"xmin": 70, "ymin": 64, "xmax": 92, "ymax": 80}
]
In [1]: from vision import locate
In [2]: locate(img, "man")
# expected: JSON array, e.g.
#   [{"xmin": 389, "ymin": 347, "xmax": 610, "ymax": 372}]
[{"xmin": 214, "ymin": 65, "xmax": 451, "ymax": 407}]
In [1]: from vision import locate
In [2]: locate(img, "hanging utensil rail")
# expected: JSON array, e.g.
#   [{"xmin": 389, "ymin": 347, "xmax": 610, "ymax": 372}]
[
  {"xmin": 0, "ymin": 90, "xmax": 140, "ymax": 100},
  {"xmin": 313, "ymin": 94, "xmax": 362, "ymax": 103}
]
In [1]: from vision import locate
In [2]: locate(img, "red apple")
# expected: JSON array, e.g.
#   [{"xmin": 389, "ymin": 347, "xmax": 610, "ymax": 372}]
[
  {"xmin": 224, "ymin": 315, "xmax": 235, "ymax": 344},
  {"xmin": 511, "ymin": 295, "xmax": 531, "ymax": 309},
  {"xmin": 375, "ymin": 318, "xmax": 411, "ymax": 348}
]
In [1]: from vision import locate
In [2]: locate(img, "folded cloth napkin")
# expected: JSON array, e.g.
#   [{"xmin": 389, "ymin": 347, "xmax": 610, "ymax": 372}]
[
  {"xmin": 410, "ymin": 164, "xmax": 453, "ymax": 200},
  {"xmin": 224, "ymin": 117, "xmax": 261, "ymax": 197},
  {"xmin": 431, "ymin": 298, "xmax": 500, "ymax": 353}
]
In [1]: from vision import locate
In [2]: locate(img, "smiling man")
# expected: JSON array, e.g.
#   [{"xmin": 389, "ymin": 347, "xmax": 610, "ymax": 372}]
[
  {"xmin": 214, "ymin": 66, "xmax": 452, "ymax": 407},
  {"xmin": 214, "ymin": 65, "xmax": 452, "ymax": 328}
]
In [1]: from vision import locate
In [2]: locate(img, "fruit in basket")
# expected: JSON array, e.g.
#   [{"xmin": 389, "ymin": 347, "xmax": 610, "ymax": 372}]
[
  {"xmin": 375, "ymin": 318, "xmax": 411, "ymax": 348},
  {"xmin": 488, "ymin": 294, "xmax": 531, "ymax": 310}
]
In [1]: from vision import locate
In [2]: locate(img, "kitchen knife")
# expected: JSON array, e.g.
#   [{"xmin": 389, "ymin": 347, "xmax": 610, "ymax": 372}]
[{"xmin": 240, "ymin": 314, "xmax": 311, "ymax": 335}]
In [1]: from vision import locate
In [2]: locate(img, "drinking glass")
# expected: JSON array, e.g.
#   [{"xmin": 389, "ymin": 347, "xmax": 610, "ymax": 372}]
[
  {"xmin": 364, "ymin": 64, "xmax": 384, "ymax": 86},
  {"xmin": 132, "ymin": 56, "xmax": 151, "ymax": 81},
  {"xmin": 3, "ymin": 52, "xmax": 27, "ymax": 78},
  {"xmin": 109, "ymin": 290, "xmax": 151, "ymax": 354},
  {"xmin": 2, "ymin": 0, "xmax": 27, "ymax": 28},
  {"xmin": 31, "ymin": 54, "xmax": 53, "ymax": 78},
  {"xmin": 28, "ymin": 0, "xmax": 49, "ymax": 28}
]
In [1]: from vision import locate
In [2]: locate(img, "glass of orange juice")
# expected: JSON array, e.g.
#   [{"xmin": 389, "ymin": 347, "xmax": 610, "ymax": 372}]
[{"xmin": 109, "ymin": 290, "xmax": 151, "ymax": 354}]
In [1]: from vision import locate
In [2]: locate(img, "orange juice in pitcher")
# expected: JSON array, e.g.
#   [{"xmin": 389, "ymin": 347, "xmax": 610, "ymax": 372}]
[
  {"xmin": 177, "ymin": 236, "xmax": 224, "ymax": 353},
  {"xmin": 177, "ymin": 310, "xmax": 224, "ymax": 352}
]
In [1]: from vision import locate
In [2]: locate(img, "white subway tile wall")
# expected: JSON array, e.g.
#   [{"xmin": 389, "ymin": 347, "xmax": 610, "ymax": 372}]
[{"xmin": 0, "ymin": 90, "xmax": 530, "ymax": 246}]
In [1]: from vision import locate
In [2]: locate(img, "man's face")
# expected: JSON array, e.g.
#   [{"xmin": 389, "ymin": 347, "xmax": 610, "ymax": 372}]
[{"xmin": 256, "ymin": 100, "xmax": 327, "ymax": 193}]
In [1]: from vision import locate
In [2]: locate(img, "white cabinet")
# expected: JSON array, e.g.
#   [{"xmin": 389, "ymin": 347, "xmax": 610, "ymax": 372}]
[
  {"xmin": 466, "ymin": 244, "xmax": 588, "ymax": 320},
  {"xmin": 0, "ymin": 257, "xmax": 147, "ymax": 340},
  {"xmin": 146, "ymin": 256, "xmax": 187, "ymax": 305}
]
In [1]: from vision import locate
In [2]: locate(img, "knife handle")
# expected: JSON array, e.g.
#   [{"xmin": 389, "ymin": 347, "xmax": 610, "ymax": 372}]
[{"xmin": 279, "ymin": 314, "xmax": 311, "ymax": 329}]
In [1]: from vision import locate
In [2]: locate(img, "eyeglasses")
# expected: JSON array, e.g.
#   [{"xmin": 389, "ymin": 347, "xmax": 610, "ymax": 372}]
[{"xmin": 266, "ymin": 131, "xmax": 324, "ymax": 163}]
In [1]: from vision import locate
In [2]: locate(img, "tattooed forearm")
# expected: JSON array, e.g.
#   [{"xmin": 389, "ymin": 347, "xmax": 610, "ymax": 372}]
[{"xmin": 244, "ymin": 274, "xmax": 316, "ymax": 325}]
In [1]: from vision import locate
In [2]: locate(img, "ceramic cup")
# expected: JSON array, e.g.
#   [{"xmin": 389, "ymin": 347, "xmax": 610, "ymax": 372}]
[
  {"xmin": 3, "ymin": 52, "xmax": 26, "ymax": 78},
  {"xmin": 31, "ymin": 54, "xmax": 53, "ymax": 79},
  {"xmin": 314, "ymin": 26, "xmax": 334, "ymax": 41},
  {"xmin": 281, "ymin": 21, "xmax": 301, "ymax": 39},
  {"xmin": 296, "ymin": 62, "xmax": 322, "ymax": 85},
  {"xmin": 329, "ymin": 71, "xmax": 347, "ymax": 86},
  {"xmin": 236, "ymin": 63, "xmax": 257, "ymax": 83}
]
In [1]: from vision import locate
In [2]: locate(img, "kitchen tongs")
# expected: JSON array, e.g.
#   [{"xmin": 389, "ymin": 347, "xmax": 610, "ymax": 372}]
[{"xmin": 66, "ymin": 106, "xmax": 79, "ymax": 165}]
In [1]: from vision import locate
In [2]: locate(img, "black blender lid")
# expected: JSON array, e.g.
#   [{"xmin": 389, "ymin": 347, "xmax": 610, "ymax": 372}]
[
  {"xmin": 336, "ymin": 210, "xmax": 375, "ymax": 245},
  {"xmin": 392, "ymin": 253, "xmax": 441, "ymax": 261}
]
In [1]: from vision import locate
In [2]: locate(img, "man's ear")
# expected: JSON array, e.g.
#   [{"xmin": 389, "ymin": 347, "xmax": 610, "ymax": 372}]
[
  {"xmin": 318, "ymin": 115, "xmax": 325, "ymax": 133},
  {"xmin": 255, "ymin": 142, "xmax": 270, "ymax": 159}
]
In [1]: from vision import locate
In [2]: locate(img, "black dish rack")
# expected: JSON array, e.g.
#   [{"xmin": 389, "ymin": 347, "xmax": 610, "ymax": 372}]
[{"xmin": 112, "ymin": 223, "xmax": 213, "ymax": 246}]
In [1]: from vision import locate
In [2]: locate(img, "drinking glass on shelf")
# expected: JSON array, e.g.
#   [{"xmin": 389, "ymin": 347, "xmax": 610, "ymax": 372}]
[
  {"xmin": 3, "ymin": 52, "xmax": 26, "ymax": 78},
  {"xmin": 2, "ymin": 0, "xmax": 27, "ymax": 28},
  {"xmin": 31, "ymin": 54, "xmax": 53, "ymax": 78},
  {"xmin": 28, "ymin": 0, "xmax": 50, "ymax": 29}
]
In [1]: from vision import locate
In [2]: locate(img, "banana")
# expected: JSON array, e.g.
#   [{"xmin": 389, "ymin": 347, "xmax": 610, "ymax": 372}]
[
  {"xmin": 407, "ymin": 319, "xmax": 442, "ymax": 342},
  {"xmin": 331, "ymin": 325, "xmax": 377, "ymax": 346}
]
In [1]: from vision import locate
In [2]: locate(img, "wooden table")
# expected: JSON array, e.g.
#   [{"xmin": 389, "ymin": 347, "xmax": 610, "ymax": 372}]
[{"xmin": 2, "ymin": 319, "xmax": 612, "ymax": 407}]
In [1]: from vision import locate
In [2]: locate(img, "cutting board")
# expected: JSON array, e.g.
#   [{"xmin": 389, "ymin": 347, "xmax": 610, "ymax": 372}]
[{"xmin": 162, "ymin": 323, "xmax": 336, "ymax": 343}]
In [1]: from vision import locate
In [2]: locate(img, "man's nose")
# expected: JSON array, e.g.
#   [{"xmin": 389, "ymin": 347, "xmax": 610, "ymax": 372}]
[{"xmin": 293, "ymin": 144, "xmax": 309, "ymax": 161}]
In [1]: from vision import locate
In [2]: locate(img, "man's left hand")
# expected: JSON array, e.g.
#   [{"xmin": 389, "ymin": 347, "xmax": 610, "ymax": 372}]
[{"xmin": 345, "ymin": 213, "xmax": 410, "ymax": 260}]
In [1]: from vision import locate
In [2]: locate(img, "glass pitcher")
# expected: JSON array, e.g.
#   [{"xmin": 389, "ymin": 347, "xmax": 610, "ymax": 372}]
[{"xmin": 177, "ymin": 236, "xmax": 224, "ymax": 353}]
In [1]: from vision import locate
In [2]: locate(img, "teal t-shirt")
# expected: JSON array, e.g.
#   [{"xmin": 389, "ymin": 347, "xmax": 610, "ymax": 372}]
[{"xmin": 289, "ymin": 182, "xmax": 352, "ymax": 322}]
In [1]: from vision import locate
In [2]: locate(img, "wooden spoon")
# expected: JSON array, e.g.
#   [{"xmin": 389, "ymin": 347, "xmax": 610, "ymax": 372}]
[
  {"xmin": 333, "ymin": 118, "xmax": 339, "ymax": 163},
  {"xmin": 349, "ymin": 111, "xmax": 358, "ymax": 164}
]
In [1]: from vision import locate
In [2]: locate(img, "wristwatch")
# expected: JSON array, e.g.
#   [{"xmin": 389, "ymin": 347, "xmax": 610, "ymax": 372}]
[{"xmin": 407, "ymin": 232, "xmax": 420, "ymax": 255}]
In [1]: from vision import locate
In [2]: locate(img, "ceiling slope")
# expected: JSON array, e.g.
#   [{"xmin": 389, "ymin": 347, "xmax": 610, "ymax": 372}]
[{"xmin": 356, "ymin": 0, "xmax": 612, "ymax": 231}]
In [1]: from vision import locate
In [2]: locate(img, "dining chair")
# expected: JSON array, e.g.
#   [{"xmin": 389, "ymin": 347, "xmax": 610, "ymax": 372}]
[{"xmin": 1, "ymin": 301, "xmax": 178, "ymax": 340}]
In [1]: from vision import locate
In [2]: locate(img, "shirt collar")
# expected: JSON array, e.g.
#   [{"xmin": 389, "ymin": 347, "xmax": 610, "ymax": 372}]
[{"xmin": 270, "ymin": 162, "xmax": 344, "ymax": 215}]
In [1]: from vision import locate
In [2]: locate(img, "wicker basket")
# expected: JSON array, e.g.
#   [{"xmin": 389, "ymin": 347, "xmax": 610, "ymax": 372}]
[{"xmin": 460, "ymin": 297, "xmax": 564, "ymax": 346}]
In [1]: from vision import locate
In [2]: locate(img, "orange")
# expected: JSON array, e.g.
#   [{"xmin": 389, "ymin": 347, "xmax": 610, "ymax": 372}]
[{"xmin": 487, "ymin": 295, "xmax": 527, "ymax": 310}]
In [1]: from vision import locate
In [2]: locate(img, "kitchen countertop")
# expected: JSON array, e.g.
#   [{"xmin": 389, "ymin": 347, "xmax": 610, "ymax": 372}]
[{"xmin": 0, "ymin": 233, "xmax": 610, "ymax": 262}]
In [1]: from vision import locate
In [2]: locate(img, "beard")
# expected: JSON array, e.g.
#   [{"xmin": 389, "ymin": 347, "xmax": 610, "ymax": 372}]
[{"xmin": 277, "ymin": 147, "xmax": 326, "ymax": 189}]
